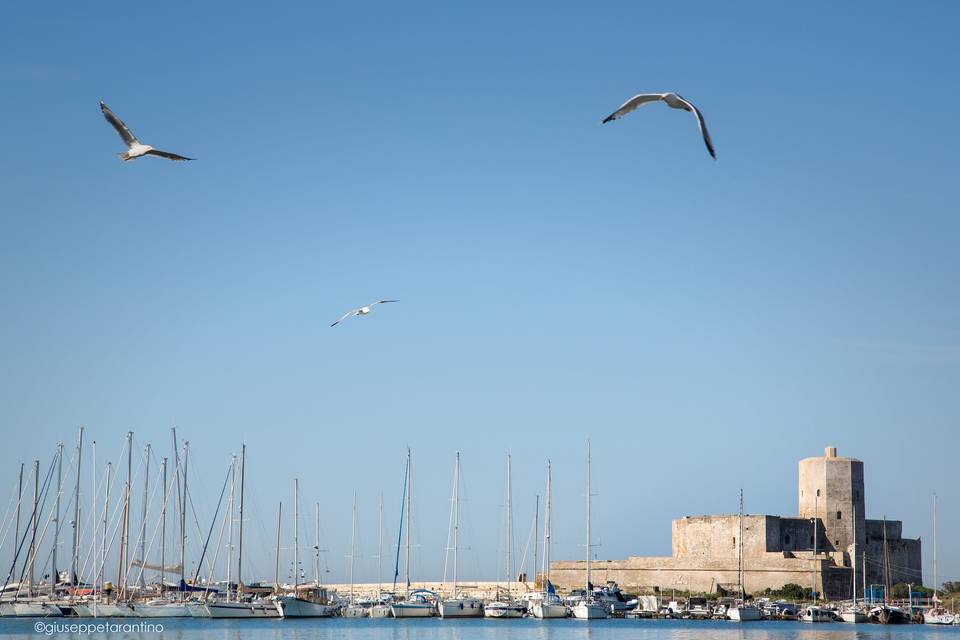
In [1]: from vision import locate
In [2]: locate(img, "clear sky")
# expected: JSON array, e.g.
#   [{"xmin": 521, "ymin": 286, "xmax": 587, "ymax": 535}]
[{"xmin": 1, "ymin": 1, "xmax": 958, "ymax": 590}]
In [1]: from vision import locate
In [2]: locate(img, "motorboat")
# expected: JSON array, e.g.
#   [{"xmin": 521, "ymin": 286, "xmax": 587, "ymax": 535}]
[
  {"xmin": 484, "ymin": 600, "xmax": 525, "ymax": 618},
  {"xmin": 571, "ymin": 598, "xmax": 608, "ymax": 620},
  {"xmin": 439, "ymin": 595, "xmax": 484, "ymax": 618},
  {"xmin": 274, "ymin": 587, "xmax": 338, "ymax": 618},
  {"xmin": 205, "ymin": 598, "xmax": 280, "ymax": 618},
  {"xmin": 868, "ymin": 605, "xmax": 910, "ymax": 624},
  {"xmin": 727, "ymin": 602, "xmax": 762, "ymax": 621},
  {"xmin": 838, "ymin": 606, "xmax": 867, "ymax": 623},
  {"xmin": 391, "ymin": 590, "xmax": 437, "ymax": 618},
  {"xmin": 799, "ymin": 605, "xmax": 836, "ymax": 622}
]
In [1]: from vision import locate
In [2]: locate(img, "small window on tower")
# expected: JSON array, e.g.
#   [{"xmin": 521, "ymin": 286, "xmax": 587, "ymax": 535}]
[
  {"xmin": 732, "ymin": 537, "xmax": 736, "ymax": 548},
  {"xmin": 835, "ymin": 540, "xmax": 839, "ymax": 547},
  {"xmin": 810, "ymin": 536, "xmax": 814, "ymax": 545},
  {"xmin": 816, "ymin": 489, "xmax": 821, "ymax": 497},
  {"xmin": 837, "ymin": 511, "xmax": 842, "ymax": 520},
  {"xmin": 784, "ymin": 534, "xmax": 791, "ymax": 545}
]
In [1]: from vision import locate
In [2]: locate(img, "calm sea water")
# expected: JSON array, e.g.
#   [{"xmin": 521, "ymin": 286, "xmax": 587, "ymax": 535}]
[{"xmin": 3, "ymin": 617, "xmax": 960, "ymax": 640}]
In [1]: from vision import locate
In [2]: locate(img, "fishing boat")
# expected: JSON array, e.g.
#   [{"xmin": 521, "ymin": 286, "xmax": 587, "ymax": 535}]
[
  {"xmin": 530, "ymin": 461, "xmax": 568, "ymax": 619},
  {"xmin": 390, "ymin": 449, "xmax": 436, "ymax": 618},
  {"xmin": 571, "ymin": 441, "xmax": 607, "ymax": 620},
  {"xmin": 438, "ymin": 453, "xmax": 484, "ymax": 618},
  {"xmin": 485, "ymin": 455, "xmax": 524, "ymax": 619}
]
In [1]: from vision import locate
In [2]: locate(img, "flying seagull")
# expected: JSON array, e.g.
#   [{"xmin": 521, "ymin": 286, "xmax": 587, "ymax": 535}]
[
  {"xmin": 99, "ymin": 101, "xmax": 194, "ymax": 162},
  {"xmin": 330, "ymin": 300, "xmax": 398, "ymax": 327},
  {"xmin": 602, "ymin": 93, "xmax": 715, "ymax": 159}
]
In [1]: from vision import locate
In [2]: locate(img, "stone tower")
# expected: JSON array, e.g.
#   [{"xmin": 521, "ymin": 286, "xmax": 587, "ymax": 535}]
[{"xmin": 798, "ymin": 447, "xmax": 865, "ymax": 554}]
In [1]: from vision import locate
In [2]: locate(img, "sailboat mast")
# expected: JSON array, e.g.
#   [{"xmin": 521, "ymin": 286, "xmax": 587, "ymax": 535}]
[
  {"xmin": 933, "ymin": 493, "xmax": 938, "ymax": 601},
  {"xmin": 90, "ymin": 441, "xmax": 96, "ymax": 597},
  {"xmin": 315, "ymin": 503, "xmax": 321, "ymax": 587},
  {"xmin": 294, "ymin": 479, "xmax": 300, "ymax": 590},
  {"xmin": 160, "ymin": 457, "xmax": 167, "ymax": 592},
  {"xmin": 405, "ymin": 448, "xmax": 411, "ymax": 594},
  {"xmin": 71, "ymin": 426, "xmax": 83, "ymax": 586},
  {"xmin": 506, "ymin": 454, "xmax": 513, "ymax": 594},
  {"xmin": 274, "ymin": 502, "xmax": 282, "ymax": 589},
  {"xmin": 453, "ymin": 452, "xmax": 460, "ymax": 596},
  {"xmin": 180, "ymin": 441, "xmax": 189, "ymax": 591},
  {"xmin": 121, "ymin": 431, "xmax": 133, "ymax": 598},
  {"xmin": 585, "ymin": 440, "xmax": 591, "ymax": 592},
  {"xmin": 29, "ymin": 459, "xmax": 38, "ymax": 592},
  {"xmin": 852, "ymin": 500, "xmax": 857, "ymax": 605},
  {"xmin": 349, "ymin": 493, "xmax": 357, "ymax": 601},
  {"xmin": 138, "ymin": 444, "xmax": 150, "ymax": 589},
  {"xmin": 101, "ymin": 462, "xmax": 111, "ymax": 594},
  {"xmin": 533, "ymin": 494, "xmax": 539, "ymax": 589},
  {"xmin": 52, "ymin": 442, "xmax": 63, "ymax": 591},
  {"xmin": 14, "ymin": 462, "xmax": 22, "ymax": 582},
  {"xmin": 738, "ymin": 489, "xmax": 744, "ymax": 599},
  {"xmin": 812, "ymin": 494, "xmax": 818, "ymax": 602},
  {"xmin": 543, "ymin": 461, "xmax": 551, "ymax": 587},
  {"xmin": 377, "ymin": 493, "xmax": 383, "ymax": 596},
  {"xmin": 226, "ymin": 456, "xmax": 236, "ymax": 598},
  {"xmin": 236, "ymin": 443, "xmax": 246, "ymax": 602}
]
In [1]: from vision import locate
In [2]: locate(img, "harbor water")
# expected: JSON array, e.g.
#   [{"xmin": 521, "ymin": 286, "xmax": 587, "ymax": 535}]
[{"xmin": 4, "ymin": 618, "xmax": 960, "ymax": 640}]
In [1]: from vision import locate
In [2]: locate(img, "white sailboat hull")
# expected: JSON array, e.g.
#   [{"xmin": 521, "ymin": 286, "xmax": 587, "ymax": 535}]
[
  {"xmin": 572, "ymin": 601, "xmax": 608, "ymax": 619},
  {"xmin": 343, "ymin": 603, "xmax": 369, "ymax": 617},
  {"xmin": 840, "ymin": 610, "xmax": 867, "ymax": 623},
  {"xmin": 391, "ymin": 601, "xmax": 435, "ymax": 617},
  {"xmin": 187, "ymin": 602, "xmax": 211, "ymax": 617},
  {"xmin": 10, "ymin": 602, "xmax": 63, "ymax": 617},
  {"xmin": 439, "ymin": 598, "xmax": 484, "ymax": 618},
  {"xmin": 274, "ymin": 595, "xmax": 337, "ymax": 618},
  {"xmin": 84, "ymin": 603, "xmax": 133, "ymax": 617},
  {"xmin": 369, "ymin": 603, "xmax": 393, "ymax": 618},
  {"xmin": 205, "ymin": 601, "xmax": 280, "ymax": 618},
  {"xmin": 531, "ymin": 601, "xmax": 568, "ymax": 618},
  {"xmin": 131, "ymin": 603, "xmax": 192, "ymax": 618}
]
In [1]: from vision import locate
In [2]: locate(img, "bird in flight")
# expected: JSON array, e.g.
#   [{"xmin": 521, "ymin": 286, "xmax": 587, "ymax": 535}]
[
  {"xmin": 100, "ymin": 101, "xmax": 194, "ymax": 162},
  {"xmin": 330, "ymin": 300, "xmax": 399, "ymax": 327},
  {"xmin": 602, "ymin": 92, "xmax": 715, "ymax": 159}
]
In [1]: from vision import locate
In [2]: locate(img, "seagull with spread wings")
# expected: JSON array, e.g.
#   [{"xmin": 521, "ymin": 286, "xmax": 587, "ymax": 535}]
[
  {"xmin": 99, "ymin": 101, "xmax": 194, "ymax": 162},
  {"xmin": 602, "ymin": 92, "xmax": 715, "ymax": 159},
  {"xmin": 330, "ymin": 300, "xmax": 398, "ymax": 327}
]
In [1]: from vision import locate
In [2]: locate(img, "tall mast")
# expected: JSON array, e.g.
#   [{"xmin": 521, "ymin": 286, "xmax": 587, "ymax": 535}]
[
  {"xmin": 532, "ymin": 494, "xmax": 539, "ymax": 589},
  {"xmin": 90, "ymin": 441, "xmax": 96, "ymax": 598},
  {"xmin": 71, "ymin": 426, "xmax": 83, "ymax": 586},
  {"xmin": 349, "ymin": 492, "xmax": 357, "ymax": 601},
  {"xmin": 294, "ymin": 479, "xmax": 300, "ymax": 590},
  {"xmin": 138, "ymin": 444, "xmax": 150, "ymax": 589},
  {"xmin": 180, "ymin": 441, "xmax": 189, "ymax": 591},
  {"xmin": 543, "ymin": 460, "xmax": 552, "ymax": 589},
  {"xmin": 160, "ymin": 457, "xmax": 167, "ymax": 592},
  {"xmin": 274, "ymin": 502, "xmax": 282, "ymax": 589},
  {"xmin": 52, "ymin": 442, "xmax": 64, "ymax": 591},
  {"xmin": 236, "ymin": 443, "xmax": 246, "ymax": 602},
  {"xmin": 377, "ymin": 493, "xmax": 383, "ymax": 596},
  {"xmin": 14, "ymin": 462, "xmax": 23, "ymax": 581},
  {"xmin": 585, "ymin": 440, "xmax": 591, "ymax": 592},
  {"xmin": 226, "ymin": 456, "xmax": 236, "ymax": 598},
  {"xmin": 933, "ymin": 494, "xmax": 938, "ymax": 601},
  {"xmin": 315, "ymin": 503, "xmax": 321, "ymax": 587},
  {"xmin": 29, "ymin": 459, "xmax": 39, "ymax": 592},
  {"xmin": 404, "ymin": 448, "xmax": 411, "ymax": 594},
  {"xmin": 852, "ymin": 500, "xmax": 857, "ymax": 605},
  {"xmin": 120, "ymin": 431, "xmax": 132, "ymax": 598},
  {"xmin": 453, "ymin": 452, "xmax": 460, "ymax": 596},
  {"xmin": 738, "ymin": 489, "xmax": 744, "ymax": 599},
  {"xmin": 100, "ymin": 462, "xmax": 111, "ymax": 594},
  {"xmin": 506, "ymin": 454, "xmax": 513, "ymax": 595},
  {"xmin": 882, "ymin": 517, "xmax": 890, "ymax": 602}
]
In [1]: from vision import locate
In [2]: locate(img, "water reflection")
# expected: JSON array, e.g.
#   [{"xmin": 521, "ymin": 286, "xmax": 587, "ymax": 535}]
[{"xmin": 2, "ymin": 617, "xmax": 959, "ymax": 640}]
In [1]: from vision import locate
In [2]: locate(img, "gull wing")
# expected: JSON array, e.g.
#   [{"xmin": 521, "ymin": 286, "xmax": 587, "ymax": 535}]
[
  {"xmin": 373, "ymin": 300, "xmax": 399, "ymax": 305},
  {"xmin": 601, "ymin": 94, "xmax": 665, "ymax": 124},
  {"xmin": 100, "ymin": 101, "xmax": 138, "ymax": 147},
  {"xmin": 674, "ymin": 94, "xmax": 716, "ymax": 159},
  {"xmin": 145, "ymin": 149, "xmax": 194, "ymax": 161},
  {"xmin": 330, "ymin": 309, "xmax": 358, "ymax": 327}
]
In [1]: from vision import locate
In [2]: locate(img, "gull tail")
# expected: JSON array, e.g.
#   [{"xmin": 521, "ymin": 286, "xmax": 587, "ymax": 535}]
[{"xmin": 116, "ymin": 152, "xmax": 133, "ymax": 162}]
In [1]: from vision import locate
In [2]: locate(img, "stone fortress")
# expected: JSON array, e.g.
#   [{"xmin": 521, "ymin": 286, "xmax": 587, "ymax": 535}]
[{"xmin": 549, "ymin": 447, "xmax": 922, "ymax": 599}]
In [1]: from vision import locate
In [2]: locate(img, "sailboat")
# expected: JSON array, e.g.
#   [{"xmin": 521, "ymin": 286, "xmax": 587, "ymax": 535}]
[
  {"xmin": 925, "ymin": 494, "xmax": 956, "ymax": 625},
  {"xmin": 390, "ymin": 449, "xmax": 436, "ymax": 618},
  {"xmin": 368, "ymin": 494, "xmax": 393, "ymax": 618},
  {"xmin": 342, "ymin": 494, "xmax": 369, "ymax": 617},
  {"xmin": 205, "ymin": 445, "xmax": 279, "ymax": 618},
  {"xmin": 531, "ymin": 460, "xmax": 567, "ymax": 618},
  {"xmin": 571, "ymin": 440, "xmax": 607, "ymax": 620},
  {"xmin": 485, "ymin": 455, "xmax": 525, "ymax": 618},
  {"xmin": 839, "ymin": 501, "xmax": 866, "ymax": 623},
  {"xmin": 438, "ymin": 452, "xmax": 484, "ymax": 618},
  {"xmin": 274, "ymin": 480, "xmax": 337, "ymax": 618},
  {"xmin": 726, "ymin": 490, "xmax": 762, "ymax": 622}
]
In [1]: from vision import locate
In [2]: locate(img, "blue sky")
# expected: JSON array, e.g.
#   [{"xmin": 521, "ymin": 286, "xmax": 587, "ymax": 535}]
[{"xmin": 1, "ymin": 1, "xmax": 958, "ymax": 588}]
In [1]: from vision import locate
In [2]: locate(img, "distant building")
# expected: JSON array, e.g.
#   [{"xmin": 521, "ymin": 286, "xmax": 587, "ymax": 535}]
[{"xmin": 549, "ymin": 447, "xmax": 921, "ymax": 600}]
